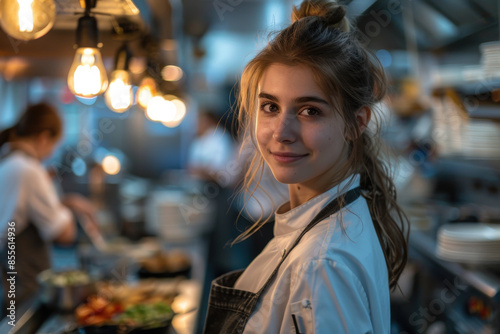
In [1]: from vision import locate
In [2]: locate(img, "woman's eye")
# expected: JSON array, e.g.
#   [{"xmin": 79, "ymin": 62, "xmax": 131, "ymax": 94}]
[
  {"xmin": 261, "ymin": 103, "xmax": 278, "ymax": 113},
  {"xmin": 299, "ymin": 107, "xmax": 321, "ymax": 116}
]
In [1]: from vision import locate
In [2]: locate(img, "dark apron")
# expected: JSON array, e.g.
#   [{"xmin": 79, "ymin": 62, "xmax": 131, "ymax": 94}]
[
  {"xmin": 203, "ymin": 187, "xmax": 361, "ymax": 334},
  {"xmin": 0, "ymin": 149, "xmax": 51, "ymax": 313}
]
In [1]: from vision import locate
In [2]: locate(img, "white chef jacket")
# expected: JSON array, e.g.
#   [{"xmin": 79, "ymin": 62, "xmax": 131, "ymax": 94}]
[
  {"xmin": 187, "ymin": 126, "xmax": 235, "ymax": 181},
  {"xmin": 0, "ymin": 148, "xmax": 72, "ymax": 248},
  {"xmin": 234, "ymin": 174, "xmax": 390, "ymax": 333}
]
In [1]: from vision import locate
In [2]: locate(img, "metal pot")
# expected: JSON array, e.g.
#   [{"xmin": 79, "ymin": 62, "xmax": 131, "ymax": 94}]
[{"xmin": 37, "ymin": 269, "xmax": 96, "ymax": 312}]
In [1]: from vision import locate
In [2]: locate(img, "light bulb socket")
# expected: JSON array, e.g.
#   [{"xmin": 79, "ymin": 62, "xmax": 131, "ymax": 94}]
[
  {"xmin": 76, "ymin": 15, "xmax": 99, "ymax": 48},
  {"xmin": 114, "ymin": 44, "xmax": 132, "ymax": 71}
]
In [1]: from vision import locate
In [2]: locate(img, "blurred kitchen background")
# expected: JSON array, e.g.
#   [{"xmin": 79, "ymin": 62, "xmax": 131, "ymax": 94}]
[{"xmin": 2, "ymin": 0, "xmax": 500, "ymax": 333}]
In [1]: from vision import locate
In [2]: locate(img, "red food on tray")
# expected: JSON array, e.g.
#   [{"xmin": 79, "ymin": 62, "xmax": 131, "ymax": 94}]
[{"xmin": 75, "ymin": 295, "xmax": 124, "ymax": 326}]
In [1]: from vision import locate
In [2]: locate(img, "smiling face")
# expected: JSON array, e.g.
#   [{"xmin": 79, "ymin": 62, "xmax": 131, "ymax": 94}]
[{"xmin": 256, "ymin": 63, "xmax": 349, "ymax": 200}]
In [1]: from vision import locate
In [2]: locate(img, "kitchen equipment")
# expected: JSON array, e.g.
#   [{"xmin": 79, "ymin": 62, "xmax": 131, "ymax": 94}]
[
  {"xmin": 137, "ymin": 250, "xmax": 192, "ymax": 279},
  {"xmin": 78, "ymin": 238, "xmax": 160, "ymax": 281},
  {"xmin": 78, "ymin": 214, "xmax": 108, "ymax": 252},
  {"xmin": 79, "ymin": 321, "xmax": 172, "ymax": 334},
  {"xmin": 400, "ymin": 230, "xmax": 500, "ymax": 333},
  {"xmin": 145, "ymin": 189, "xmax": 215, "ymax": 241},
  {"xmin": 37, "ymin": 269, "xmax": 96, "ymax": 312}
]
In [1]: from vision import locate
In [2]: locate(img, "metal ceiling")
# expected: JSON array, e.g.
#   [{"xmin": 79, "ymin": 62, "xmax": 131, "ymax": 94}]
[
  {"xmin": 0, "ymin": 0, "xmax": 498, "ymax": 80},
  {"xmin": 356, "ymin": 0, "xmax": 499, "ymax": 52}
]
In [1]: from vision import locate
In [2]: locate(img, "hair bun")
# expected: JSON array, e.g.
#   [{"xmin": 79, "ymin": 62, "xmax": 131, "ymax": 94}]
[{"xmin": 292, "ymin": 0, "xmax": 350, "ymax": 32}]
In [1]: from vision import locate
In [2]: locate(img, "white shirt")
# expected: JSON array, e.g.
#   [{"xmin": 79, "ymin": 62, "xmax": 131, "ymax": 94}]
[
  {"xmin": 187, "ymin": 126, "xmax": 235, "ymax": 177},
  {"xmin": 0, "ymin": 149, "xmax": 72, "ymax": 248},
  {"xmin": 235, "ymin": 175, "xmax": 390, "ymax": 333}
]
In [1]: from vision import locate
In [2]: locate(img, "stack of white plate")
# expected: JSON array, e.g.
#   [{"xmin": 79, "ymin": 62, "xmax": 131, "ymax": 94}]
[
  {"xmin": 459, "ymin": 120, "xmax": 500, "ymax": 159},
  {"xmin": 432, "ymin": 98, "xmax": 500, "ymax": 159},
  {"xmin": 436, "ymin": 223, "xmax": 500, "ymax": 264},
  {"xmin": 480, "ymin": 41, "xmax": 500, "ymax": 78}
]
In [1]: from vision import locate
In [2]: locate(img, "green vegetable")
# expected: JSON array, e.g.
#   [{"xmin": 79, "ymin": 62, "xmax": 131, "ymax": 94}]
[
  {"xmin": 50, "ymin": 270, "xmax": 90, "ymax": 286},
  {"xmin": 118, "ymin": 302, "xmax": 173, "ymax": 328}
]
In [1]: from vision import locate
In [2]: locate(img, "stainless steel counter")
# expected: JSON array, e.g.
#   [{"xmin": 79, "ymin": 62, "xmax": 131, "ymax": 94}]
[
  {"xmin": 0, "ymin": 236, "xmax": 209, "ymax": 334},
  {"xmin": 402, "ymin": 228, "xmax": 500, "ymax": 333},
  {"xmin": 410, "ymin": 229, "xmax": 500, "ymax": 302}
]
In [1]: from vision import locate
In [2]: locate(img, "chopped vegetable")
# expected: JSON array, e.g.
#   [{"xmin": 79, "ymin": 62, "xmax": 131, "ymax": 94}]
[
  {"xmin": 75, "ymin": 281, "xmax": 175, "ymax": 329},
  {"xmin": 118, "ymin": 302, "xmax": 173, "ymax": 328},
  {"xmin": 49, "ymin": 270, "xmax": 91, "ymax": 287}
]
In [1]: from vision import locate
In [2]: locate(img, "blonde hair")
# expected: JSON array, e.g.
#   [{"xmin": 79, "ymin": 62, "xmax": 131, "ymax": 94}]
[{"xmin": 235, "ymin": 0, "xmax": 408, "ymax": 290}]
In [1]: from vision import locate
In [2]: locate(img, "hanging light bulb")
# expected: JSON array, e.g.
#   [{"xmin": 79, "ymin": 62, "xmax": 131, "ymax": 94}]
[
  {"xmin": 136, "ymin": 77, "xmax": 157, "ymax": 109},
  {"xmin": 67, "ymin": 13, "xmax": 108, "ymax": 99},
  {"xmin": 105, "ymin": 70, "xmax": 132, "ymax": 112},
  {"xmin": 161, "ymin": 65, "xmax": 183, "ymax": 82},
  {"xmin": 0, "ymin": 0, "xmax": 56, "ymax": 41},
  {"xmin": 146, "ymin": 96, "xmax": 176, "ymax": 122},
  {"xmin": 145, "ymin": 96, "xmax": 164, "ymax": 121},
  {"xmin": 68, "ymin": 47, "xmax": 107, "ymax": 97},
  {"xmin": 105, "ymin": 44, "xmax": 133, "ymax": 113},
  {"xmin": 162, "ymin": 95, "xmax": 187, "ymax": 128},
  {"xmin": 102, "ymin": 155, "xmax": 121, "ymax": 175}
]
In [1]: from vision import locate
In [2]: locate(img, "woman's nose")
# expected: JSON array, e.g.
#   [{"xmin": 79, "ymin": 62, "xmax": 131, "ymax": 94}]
[{"xmin": 272, "ymin": 113, "xmax": 296, "ymax": 143}]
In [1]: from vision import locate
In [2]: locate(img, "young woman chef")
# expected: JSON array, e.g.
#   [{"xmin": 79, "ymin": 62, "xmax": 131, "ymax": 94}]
[{"xmin": 203, "ymin": 1, "xmax": 409, "ymax": 333}]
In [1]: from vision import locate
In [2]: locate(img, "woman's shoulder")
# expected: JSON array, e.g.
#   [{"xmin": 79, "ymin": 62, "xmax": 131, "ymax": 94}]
[
  {"xmin": 288, "ymin": 198, "xmax": 385, "ymax": 276},
  {"xmin": 302, "ymin": 196, "xmax": 375, "ymax": 245},
  {"xmin": 0, "ymin": 152, "xmax": 44, "ymax": 178}
]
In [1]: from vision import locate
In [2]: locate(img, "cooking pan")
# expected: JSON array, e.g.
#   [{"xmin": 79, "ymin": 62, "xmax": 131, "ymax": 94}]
[{"xmin": 37, "ymin": 269, "xmax": 96, "ymax": 312}]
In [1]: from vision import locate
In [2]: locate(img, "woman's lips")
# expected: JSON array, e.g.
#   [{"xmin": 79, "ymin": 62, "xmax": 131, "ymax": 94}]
[{"xmin": 270, "ymin": 152, "xmax": 308, "ymax": 163}]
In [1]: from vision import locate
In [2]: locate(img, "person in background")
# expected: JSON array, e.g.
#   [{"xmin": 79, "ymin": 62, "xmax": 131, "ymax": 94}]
[
  {"xmin": 0, "ymin": 102, "xmax": 98, "ymax": 311},
  {"xmin": 186, "ymin": 110, "xmax": 247, "ymax": 277},
  {"xmin": 203, "ymin": 1, "xmax": 409, "ymax": 333},
  {"xmin": 187, "ymin": 110, "xmax": 236, "ymax": 187}
]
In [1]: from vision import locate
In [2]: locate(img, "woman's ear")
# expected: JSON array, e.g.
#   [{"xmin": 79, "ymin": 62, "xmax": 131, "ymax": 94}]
[
  {"xmin": 345, "ymin": 107, "xmax": 371, "ymax": 141},
  {"xmin": 356, "ymin": 106, "xmax": 371, "ymax": 135}
]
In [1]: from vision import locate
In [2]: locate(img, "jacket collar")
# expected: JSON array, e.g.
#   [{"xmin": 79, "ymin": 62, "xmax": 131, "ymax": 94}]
[
  {"xmin": 274, "ymin": 174, "xmax": 360, "ymax": 237},
  {"xmin": 0, "ymin": 142, "xmax": 39, "ymax": 160}
]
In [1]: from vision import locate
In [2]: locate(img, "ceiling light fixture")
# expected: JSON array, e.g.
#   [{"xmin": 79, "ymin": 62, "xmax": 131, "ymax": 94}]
[
  {"xmin": 161, "ymin": 65, "xmax": 183, "ymax": 82},
  {"xmin": 105, "ymin": 43, "xmax": 133, "ymax": 113},
  {"xmin": 67, "ymin": 0, "xmax": 108, "ymax": 99},
  {"xmin": 162, "ymin": 94, "xmax": 186, "ymax": 128},
  {"xmin": 136, "ymin": 77, "xmax": 157, "ymax": 109},
  {"xmin": 145, "ymin": 95, "xmax": 176, "ymax": 122},
  {"xmin": 0, "ymin": 0, "xmax": 56, "ymax": 41}
]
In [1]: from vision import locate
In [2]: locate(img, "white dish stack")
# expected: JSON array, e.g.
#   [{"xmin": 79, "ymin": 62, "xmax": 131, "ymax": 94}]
[
  {"xmin": 480, "ymin": 41, "xmax": 500, "ymax": 78},
  {"xmin": 459, "ymin": 120, "xmax": 500, "ymax": 159},
  {"xmin": 432, "ymin": 98, "xmax": 500, "ymax": 159},
  {"xmin": 436, "ymin": 223, "xmax": 500, "ymax": 264}
]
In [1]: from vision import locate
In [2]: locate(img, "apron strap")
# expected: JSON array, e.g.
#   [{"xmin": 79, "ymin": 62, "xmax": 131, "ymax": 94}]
[{"xmin": 256, "ymin": 186, "xmax": 361, "ymax": 296}]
